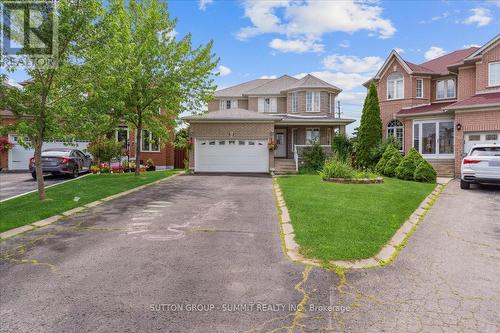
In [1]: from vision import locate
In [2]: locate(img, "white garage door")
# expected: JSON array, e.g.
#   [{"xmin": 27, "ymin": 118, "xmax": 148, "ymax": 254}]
[
  {"xmin": 8, "ymin": 134, "xmax": 90, "ymax": 170},
  {"xmin": 464, "ymin": 132, "xmax": 499, "ymax": 155},
  {"xmin": 195, "ymin": 139, "xmax": 269, "ymax": 173}
]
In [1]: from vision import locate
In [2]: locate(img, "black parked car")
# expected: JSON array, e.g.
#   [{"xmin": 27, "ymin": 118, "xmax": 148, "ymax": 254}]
[{"xmin": 29, "ymin": 148, "xmax": 92, "ymax": 180}]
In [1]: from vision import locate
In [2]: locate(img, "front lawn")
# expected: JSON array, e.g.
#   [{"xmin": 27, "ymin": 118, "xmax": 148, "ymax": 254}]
[
  {"xmin": 0, "ymin": 170, "xmax": 178, "ymax": 233},
  {"xmin": 277, "ymin": 175, "xmax": 435, "ymax": 261}
]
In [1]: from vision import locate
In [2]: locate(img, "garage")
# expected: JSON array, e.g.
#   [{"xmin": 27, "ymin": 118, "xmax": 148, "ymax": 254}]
[
  {"xmin": 464, "ymin": 132, "xmax": 499, "ymax": 155},
  {"xmin": 195, "ymin": 139, "xmax": 269, "ymax": 173},
  {"xmin": 8, "ymin": 134, "xmax": 89, "ymax": 170}
]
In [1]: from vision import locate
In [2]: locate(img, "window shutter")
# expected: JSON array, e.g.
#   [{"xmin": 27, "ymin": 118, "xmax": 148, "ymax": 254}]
[{"xmin": 258, "ymin": 98, "xmax": 264, "ymax": 112}]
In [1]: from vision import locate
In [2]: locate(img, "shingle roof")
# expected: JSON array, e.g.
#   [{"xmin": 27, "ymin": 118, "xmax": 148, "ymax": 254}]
[
  {"xmin": 443, "ymin": 92, "xmax": 500, "ymax": 110},
  {"xmin": 282, "ymin": 74, "xmax": 341, "ymax": 92},
  {"xmin": 245, "ymin": 75, "xmax": 298, "ymax": 95},
  {"xmin": 214, "ymin": 79, "xmax": 272, "ymax": 98},
  {"xmin": 418, "ymin": 47, "xmax": 479, "ymax": 74},
  {"xmin": 182, "ymin": 109, "xmax": 275, "ymax": 121},
  {"xmin": 397, "ymin": 102, "xmax": 455, "ymax": 117},
  {"xmin": 404, "ymin": 61, "xmax": 435, "ymax": 74}
]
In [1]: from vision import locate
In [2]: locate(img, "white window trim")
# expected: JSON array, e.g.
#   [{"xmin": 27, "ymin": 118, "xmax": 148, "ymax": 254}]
[
  {"xmin": 387, "ymin": 73, "xmax": 404, "ymax": 100},
  {"xmin": 436, "ymin": 79, "xmax": 456, "ymax": 100},
  {"xmin": 306, "ymin": 128, "xmax": 320, "ymax": 144},
  {"xmin": 291, "ymin": 128, "xmax": 297, "ymax": 151},
  {"xmin": 115, "ymin": 127, "xmax": 129, "ymax": 142},
  {"xmin": 141, "ymin": 130, "xmax": 161, "ymax": 152},
  {"xmin": 219, "ymin": 99, "xmax": 238, "ymax": 110},
  {"xmin": 305, "ymin": 91, "xmax": 321, "ymax": 112},
  {"xmin": 387, "ymin": 120, "xmax": 404, "ymax": 151},
  {"xmin": 412, "ymin": 119, "xmax": 454, "ymax": 159},
  {"xmin": 291, "ymin": 92, "xmax": 298, "ymax": 113},
  {"xmin": 258, "ymin": 97, "xmax": 277, "ymax": 113},
  {"xmin": 416, "ymin": 78, "xmax": 424, "ymax": 98},
  {"xmin": 488, "ymin": 61, "xmax": 500, "ymax": 87}
]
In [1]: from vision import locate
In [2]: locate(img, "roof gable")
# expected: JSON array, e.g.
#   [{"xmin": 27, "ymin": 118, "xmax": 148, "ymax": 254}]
[
  {"xmin": 373, "ymin": 50, "xmax": 413, "ymax": 80},
  {"xmin": 245, "ymin": 75, "xmax": 298, "ymax": 95},
  {"xmin": 464, "ymin": 34, "xmax": 500, "ymax": 60},
  {"xmin": 282, "ymin": 74, "xmax": 341, "ymax": 92}
]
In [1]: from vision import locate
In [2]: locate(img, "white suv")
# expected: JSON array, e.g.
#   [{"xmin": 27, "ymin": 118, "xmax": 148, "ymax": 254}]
[{"xmin": 460, "ymin": 144, "xmax": 500, "ymax": 189}]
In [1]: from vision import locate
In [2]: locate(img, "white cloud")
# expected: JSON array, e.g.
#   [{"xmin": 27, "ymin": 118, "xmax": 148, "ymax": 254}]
[
  {"xmin": 394, "ymin": 47, "xmax": 405, "ymax": 54},
  {"xmin": 339, "ymin": 40, "xmax": 350, "ymax": 48},
  {"xmin": 295, "ymin": 71, "xmax": 371, "ymax": 91},
  {"xmin": 463, "ymin": 44, "xmax": 481, "ymax": 48},
  {"xmin": 322, "ymin": 54, "xmax": 383, "ymax": 74},
  {"xmin": 199, "ymin": 0, "xmax": 213, "ymax": 11},
  {"xmin": 424, "ymin": 46, "xmax": 446, "ymax": 61},
  {"xmin": 488, "ymin": 0, "xmax": 500, "ymax": 6},
  {"xmin": 463, "ymin": 8, "xmax": 492, "ymax": 27},
  {"xmin": 237, "ymin": 0, "xmax": 395, "ymax": 53},
  {"xmin": 259, "ymin": 75, "xmax": 277, "ymax": 79},
  {"xmin": 269, "ymin": 38, "xmax": 324, "ymax": 53},
  {"xmin": 217, "ymin": 65, "xmax": 232, "ymax": 76},
  {"xmin": 338, "ymin": 91, "xmax": 367, "ymax": 106}
]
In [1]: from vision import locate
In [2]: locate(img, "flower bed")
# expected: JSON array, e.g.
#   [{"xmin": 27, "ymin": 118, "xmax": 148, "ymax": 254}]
[{"xmin": 324, "ymin": 177, "xmax": 384, "ymax": 184}]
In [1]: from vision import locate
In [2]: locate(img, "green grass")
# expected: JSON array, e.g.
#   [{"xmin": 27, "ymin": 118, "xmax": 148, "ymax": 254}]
[
  {"xmin": 277, "ymin": 175, "xmax": 435, "ymax": 261},
  {"xmin": 0, "ymin": 170, "xmax": 178, "ymax": 233}
]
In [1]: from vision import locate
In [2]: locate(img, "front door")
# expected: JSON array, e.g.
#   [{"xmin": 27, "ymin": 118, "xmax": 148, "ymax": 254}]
[{"xmin": 275, "ymin": 130, "xmax": 287, "ymax": 158}]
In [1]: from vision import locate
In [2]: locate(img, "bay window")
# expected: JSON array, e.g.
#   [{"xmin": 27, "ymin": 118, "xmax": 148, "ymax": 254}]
[
  {"xmin": 387, "ymin": 72, "xmax": 404, "ymax": 100},
  {"xmin": 306, "ymin": 91, "xmax": 320, "ymax": 112},
  {"xmin": 413, "ymin": 120, "xmax": 454, "ymax": 157},
  {"xmin": 436, "ymin": 79, "xmax": 455, "ymax": 99},
  {"xmin": 489, "ymin": 61, "xmax": 500, "ymax": 86},
  {"xmin": 291, "ymin": 92, "xmax": 299, "ymax": 113},
  {"xmin": 306, "ymin": 128, "xmax": 320, "ymax": 144}
]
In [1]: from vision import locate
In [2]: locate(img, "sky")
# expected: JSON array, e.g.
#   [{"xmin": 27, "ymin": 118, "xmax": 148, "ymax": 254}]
[{"xmin": 2, "ymin": 0, "xmax": 500, "ymax": 133}]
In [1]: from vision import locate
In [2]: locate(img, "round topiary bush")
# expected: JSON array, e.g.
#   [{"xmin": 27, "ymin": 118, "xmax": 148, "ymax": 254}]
[
  {"xmin": 395, "ymin": 148, "xmax": 424, "ymax": 180},
  {"xmin": 414, "ymin": 159, "xmax": 437, "ymax": 183},
  {"xmin": 375, "ymin": 144, "xmax": 399, "ymax": 175},
  {"xmin": 383, "ymin": 153, "xmax": 402, "ymax": 177}
]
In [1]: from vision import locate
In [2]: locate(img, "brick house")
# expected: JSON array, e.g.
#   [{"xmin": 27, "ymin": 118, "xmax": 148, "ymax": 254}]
[
  {"xmin": 368, "ymin": 34, "xmax": 500, "ymax": 177},
  {"xmin": 0, "ymin": 88, "xmax": 174, "ymax": 171},
  {"xmin": 183, "ymin": 74, "xmax": 355, "ymax": 173}
]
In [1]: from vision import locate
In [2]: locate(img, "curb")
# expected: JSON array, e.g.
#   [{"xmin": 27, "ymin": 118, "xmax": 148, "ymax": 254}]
[
  {"xmin": 0, "ymin": 171, "xmax": 184, "ymax": 240},
  {"xmin": 273, "ymin": 178, "xmax": 445, "ymax": 269}
]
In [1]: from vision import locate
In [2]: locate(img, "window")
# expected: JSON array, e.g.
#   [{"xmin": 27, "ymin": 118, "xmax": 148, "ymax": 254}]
[
  {"xmin": 116, "ymin": 127, "xmax": 129, "ymax": 148},
  {"xmin": 489, "ymin": 62, "xmax": 500, "ymax": 86},
  {"xmin": 228, "ymin": 140, "xmax": 235, "ymax": 145},
  {"xmin": 219, "ymin": 141, "xmax": 225, "ymax": 145},
  {"xmin": 306, "ymin": 91, "xmax": 320, "ymax": 112},
  {"xmin": 238, "ymin": 140, "xmax": 245, "ymax": 145},
  {"xmin": 471, "ymin": 147, "xmax": 500, "ymax": 157},
  {"xmin": 436, "ymin": 79, "xmax": 455, "ymax": 99},
  {"xmin": 387, "ymin": 72, "xmax": 404, "ymax": 100},
  {"xmin": 209, "ymin": 141, "xmax": 216, "ymax": 145},
  {"xmin": 468, "ymin": 134, "xmax": 480, "ymax": 141},
  {"xmin": 291, "ymin": 92, "xmax": 299, "ymax": 113},
  {"xmin": 416, "ymin": 79, "xmax": 423, "ymax": 98},
  {"xmin": 219, "ymin": 99, "xmax": 238, "ymax": 110},
  {"xmin": 258, "ymin": 97, "xmax": 277, "ymax": 112},
  {"xmin": 413, "ymin": 120, "xmax": 454, "ymax": 157},
  {"xmin": 486, "ymin": 134, "xmax": 498, "ymax": 141},
  {"xmin": 141, "ymin": 130, "xmax": 160, "ymax": 152},
  {"xmin": 387, "ymin": 120, "xmax": 404, "ymax": 150},
  {"xmin": 306, "ymin": 128, "xmax": 320, "ymax": 144}
]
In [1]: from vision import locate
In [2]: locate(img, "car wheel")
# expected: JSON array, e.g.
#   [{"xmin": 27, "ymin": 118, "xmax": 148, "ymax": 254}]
[
  {"xmin": 31, "ymin": 172, "xmax": 37, "ymax": 180},
  {"xmin": 71, "ymin": 167, "xmax": 79, "ymax": 179},
  {"xmin": 460, "ymin": 179, "xmax": 470, "ymax": 190}
]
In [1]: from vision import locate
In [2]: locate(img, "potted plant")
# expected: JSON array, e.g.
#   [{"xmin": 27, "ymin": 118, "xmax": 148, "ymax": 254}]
[
  {"xmin": 0, "ymin": 137, "xmax": 14, "ymax": 172},
  {"xmin": 145, "ymin": 158, "xmax": 156, "ymax": 171},
  {"xmin": 268, "ymin": 138, "xmax": 277, "ymax": 151}
]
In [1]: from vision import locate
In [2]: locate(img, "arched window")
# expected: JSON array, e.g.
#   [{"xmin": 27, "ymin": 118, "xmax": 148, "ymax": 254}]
[
  {"xmin": 387, "ymin": 72, "xmax": 404, "ymax": 100},
  {"xmin": 387, "ymin": 119, "xmax": 404, "ymax": 150}
]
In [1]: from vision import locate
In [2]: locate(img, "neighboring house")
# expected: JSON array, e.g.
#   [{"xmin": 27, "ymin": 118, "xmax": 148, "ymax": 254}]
[
  {"xmin": 0, "ymin": 112, "xmax": 175, "ymax": 171},
  {"xmin": 368, "ymin": 34, "xmax": 500, "ymax": 177},
  {"xmin": 183, "ymin": 74, "xmax": 355, "ymax": 173}
]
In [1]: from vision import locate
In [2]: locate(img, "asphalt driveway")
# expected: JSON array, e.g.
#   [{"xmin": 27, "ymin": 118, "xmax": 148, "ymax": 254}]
[
  {"xmin": 0, "ymin": 173, "xmax": 69, "ymax": 201},
  {"xmin": 0, "ymin": 176, "xmax": 498, "ymax": 332}
]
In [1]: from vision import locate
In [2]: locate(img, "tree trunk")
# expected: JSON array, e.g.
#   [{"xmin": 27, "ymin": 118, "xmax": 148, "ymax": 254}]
[
  {"xmin": 135, "ymin": 117, "xmax": 142, "ymax": 176},
  {"xmin": 34, "ymin": 136, "xmax": 46, "ymax": 200}
]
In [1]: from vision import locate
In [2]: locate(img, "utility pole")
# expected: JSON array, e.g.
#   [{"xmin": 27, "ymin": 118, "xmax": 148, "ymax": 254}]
[{"xmin": 336, "ymin": 101, "xmax": 343, "ymax": 118}]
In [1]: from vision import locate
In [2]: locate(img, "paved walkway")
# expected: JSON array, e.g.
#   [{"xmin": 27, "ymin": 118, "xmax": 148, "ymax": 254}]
[{"xmin": 0, "ymin": 177, "xmax": 498, "ymax": 332}]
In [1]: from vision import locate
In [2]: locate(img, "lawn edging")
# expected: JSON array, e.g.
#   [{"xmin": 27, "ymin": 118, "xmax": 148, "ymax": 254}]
[
  {"xmin": 0, "ymin": 171, "xmax": 183, "ymax": 240},
  {"xmin": 273, "ymin": 177, "xmax": 446, "ymax": 269}
]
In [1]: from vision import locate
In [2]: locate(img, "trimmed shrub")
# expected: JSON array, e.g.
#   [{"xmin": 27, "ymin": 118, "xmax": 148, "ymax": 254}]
[
  {"xmin": 332, "ymin": 133, "xmax": 352, "ymax": 162},
  {"xmin": 301, "ymin": 142, "xmax": 326, "ymax": 172},
  {"xmin": 395, "ymin": 148, "xmax": 424, "ymax": 180},
  {"xmin": 375, "ymin": 144, "xmax": 399, "ymax": 175},
  {"xmin": 414, "ymin": 160, "xmax": 437, "ymax": 183},
  {"xmin": 383, "ymin": 153, "xmax": 402, "ymax": 177},
  {"xmin": 320, "ymin": 156, "xmax": 355, "ymax": 180},
  {"xmin": 370, "ymin": 135, "xmax": 401, "ymax": 167}
]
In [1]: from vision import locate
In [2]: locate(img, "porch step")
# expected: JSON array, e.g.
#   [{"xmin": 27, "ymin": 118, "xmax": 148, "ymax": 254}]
[{"xmin": 275, "ymin": 159, "xmax": 297, "ymax": 175}]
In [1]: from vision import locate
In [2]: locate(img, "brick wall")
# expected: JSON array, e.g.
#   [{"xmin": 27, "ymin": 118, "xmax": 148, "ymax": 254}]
[
  {"xmin": 457, "ymin": 66, "xmax": 476, "ymax": 100},
  {"xmin": 0, "ymin": 117, "xmax": 17, "ymax": 170},
  {"xmin": 454, "ymin": 109, "xmax": 500, "ymax": 174},
  {"xmin": 127, "ymin": 129, "xmax": 174, "ymax": 169},
  {"xmin": 476, "ymin": 41, "xmax": 500, "ymax": 92}
]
